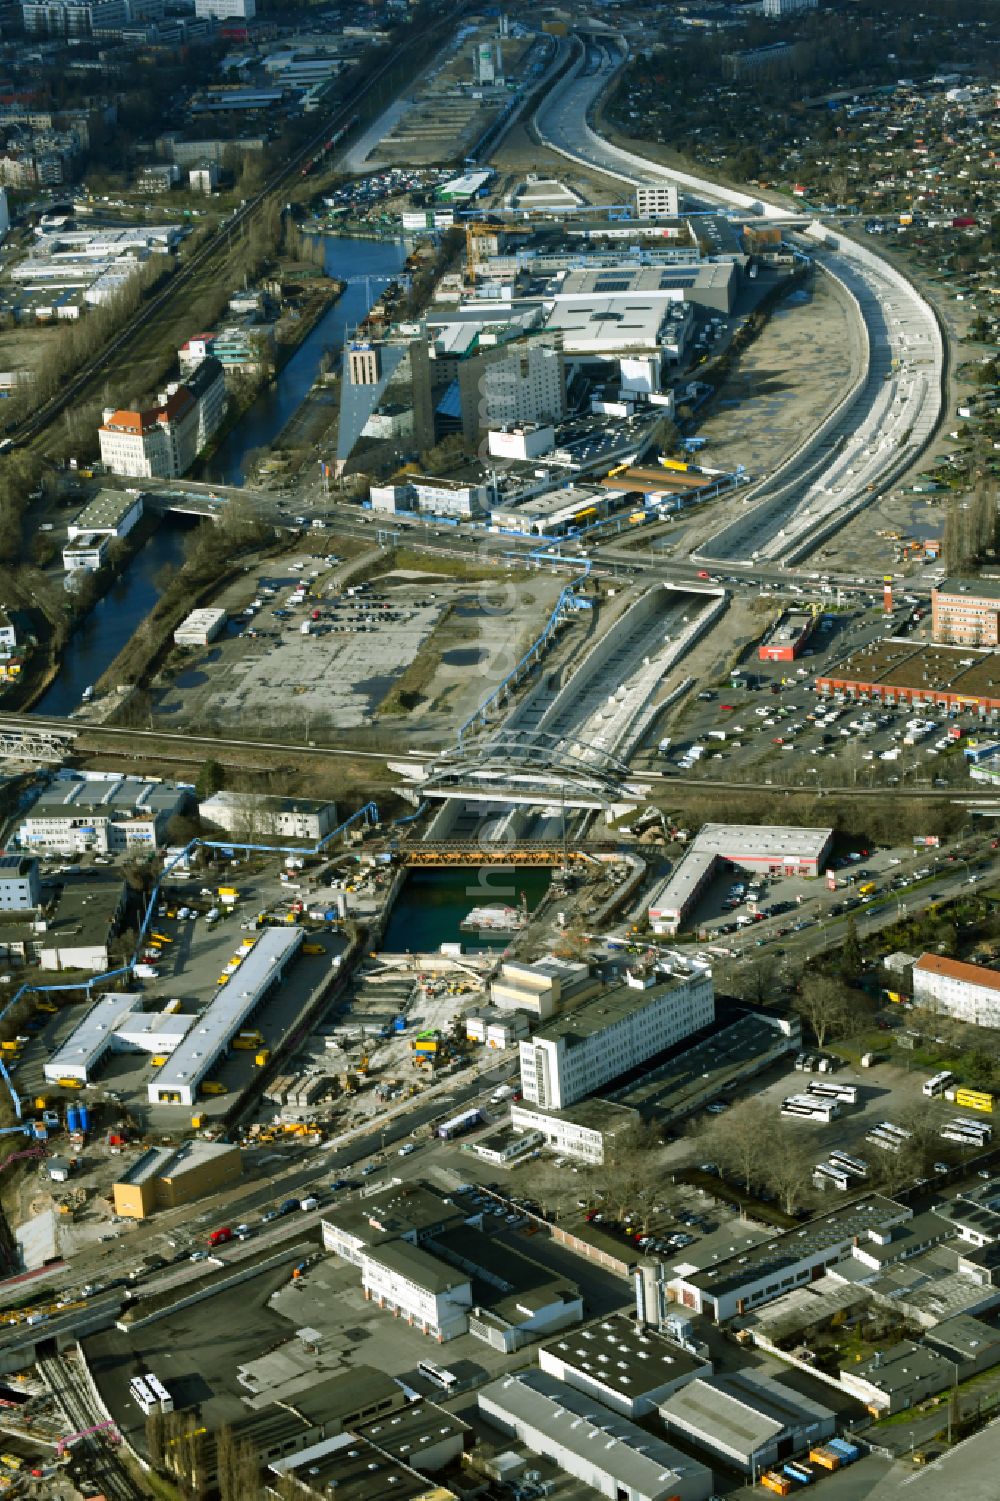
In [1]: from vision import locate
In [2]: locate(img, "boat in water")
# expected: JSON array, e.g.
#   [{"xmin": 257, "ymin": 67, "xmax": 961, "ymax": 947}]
[{"xmin": 460, "ymin": 901, "xmax": 527, "ymax": 933}]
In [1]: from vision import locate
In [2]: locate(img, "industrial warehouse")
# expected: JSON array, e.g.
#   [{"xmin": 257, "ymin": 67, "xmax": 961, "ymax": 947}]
[{"xmin": 647, "ymin": 824, "xmax": 834, "ymax": 935}]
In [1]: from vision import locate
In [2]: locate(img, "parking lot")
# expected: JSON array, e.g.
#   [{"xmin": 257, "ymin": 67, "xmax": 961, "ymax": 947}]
[{"xmin": 150, "ymin": 552, "xmax": 561, "ymax": 744}]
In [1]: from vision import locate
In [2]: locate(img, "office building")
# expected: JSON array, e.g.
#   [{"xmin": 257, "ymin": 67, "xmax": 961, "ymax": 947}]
[
  {"xmin": 931, "ymin": 577, "xmax": 1000, "ymax": 647},
  {"xmin": 912, "ymin": 953, "xmax": 1000, "ymax": 1029},
  {"xmin": 66, "ymin": 489, "xmax": 143, "ymax": 542},
  {"xmin": 762, "ymin": 0, "xmax": 817, "ymax": 14},
  {"xmin": 194, "ymin": 0, "xmax": 254, "ymax": 17},
  {"xmin": 18, "ymin": 772, "xmax": 187, "ymax": 854},
  {"xmin": 478, "ymin": 1369, "xmax": 713, "ymax": 1501},
  {"xmin": 99, "ymin": 357, "xmax": 226, "ymax": 479},
  {"xmin": 199, "ymin": 790, "xmax": 337, "ymax": 842},
  {"xmin": 518, "ymin": 963, "xmax": 714, "ymax": 1112},
  {"xmin": 22, "ymin": 0, "xmax": 128, "ymax": 34},
  {"xmin": 489, "ymin": 957, "xmax": 600, "ymax": 1021},
  {"xmin": 635, "ymin": 184, "xmax": 679, "ymax": 219},
  {"xmin": 648, "ymin": 823, "xmax": 833, "ymax": 936},
  {"xmin": 456, "ymin": 339, "xmax": 565, "ymax": 452},
  {"xmin": 114, "ymin": 1139, "xmax": 241, "ymax": 1219},
  {"xmin": 0, "ymin": 855, "xmax": 40, "ymax": 911},
  {"xmin": 62, "ymin": 533, "xmax": 110, "ymax": 573}
]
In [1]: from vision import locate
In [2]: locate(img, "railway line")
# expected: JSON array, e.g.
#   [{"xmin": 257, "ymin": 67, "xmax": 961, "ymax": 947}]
[
  {"xmin": 7, "ymin": 9, "xmax": 462, "ymax": 453},
  {"xmin": 0, "ymin": 711, "xmax": 995, "ymax": 805},
  {"xmin": 36, "ymin": 1346, "xmax": 132, "ymax": 1501}
]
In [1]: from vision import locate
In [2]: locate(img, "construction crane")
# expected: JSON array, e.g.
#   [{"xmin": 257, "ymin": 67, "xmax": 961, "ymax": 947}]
[
  {"xmin": 465, "ymin": 221, "xmax": 499, "ymax": 284},
  {"xmin": 56, "ymin": 1420, "xmax": 120, "ymax": 1456}
]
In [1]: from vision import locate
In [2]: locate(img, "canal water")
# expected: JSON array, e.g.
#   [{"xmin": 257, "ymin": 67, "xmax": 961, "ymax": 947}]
[
  {"xmin": 35, "ymin": 234, "xmax": 409, "ymax": 714},
  {"xmin": 204, "ymin": 233, "xmax": 410, "ymax": 486},
  {"xmin": 381, "ymin": 868, "xmax": 552, "ymax": 954},
  {"xmin": 35, "ymin": 519, "xmax": 191, "ymax": 717}
]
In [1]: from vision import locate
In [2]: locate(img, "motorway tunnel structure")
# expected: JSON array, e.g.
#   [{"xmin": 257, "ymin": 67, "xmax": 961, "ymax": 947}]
[{"xmin": 697, "ymin": 228, "xmax": 942, "ymax": 567}]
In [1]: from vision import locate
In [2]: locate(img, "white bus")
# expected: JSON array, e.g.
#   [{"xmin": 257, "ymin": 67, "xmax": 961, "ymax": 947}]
[
  {"xmin": 828, "ymin": 1151, "xmax": 869, "ymax": 1178},
  {"xmin": 940, "ymin": 1127, "xmax": 986, "ymax": 1147},
  {"xmin": 417, "ymin": 1360, "xmax": 457, "ymax": 1394},
  {"xmin": 129, "ymin": 1377, "xmax": 155, "ymax": 1416},
  {"xmin": 813, "ymin": 1162, "xmax": 851, "ymax": 1191},
  {"xmin": 808, "ymin": 1081, "xmax": 859, "ymax": 1105},
  {"xmin": 865, "ymin": 1129, "xmax": 901, "ymax": 1153},
  {"xmin": 923, "ymin": 1071, "xmax": 955, "ymax": 1099},
  {"xmin": 877, "ymin": 1121, "xmax": 912, "ymax": 1142},
  {"xmin": 948, "ymin": 1116, "xmax": 993, "ymax": 1139},
  {"xmin": 145, "ymin": 1372, "xmax": 174, "ymax": 1414}
]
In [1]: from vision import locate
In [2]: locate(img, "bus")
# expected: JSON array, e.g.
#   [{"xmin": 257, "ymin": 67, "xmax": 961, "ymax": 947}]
[
  {"xmin": 808, "ymin": 1081, "xmax": 859, "ymax": 1105},
  {"xmin": 129, "ymin": 1376, "xmax": 155, "ymax": 1416},
  {"xmin": 865, "ymin": 1129, "xmax": 901, "ymax": 1153},
  {"xmin": 145, "ymin": 1372, "xmax": 174, "ymax": 1413},
  {"xmin": 782, "ymin": 1101, "xmax": 831, "ymax": 1121},
  {"xmin": 436, "ymin": 1108, "xmax": 482, "ymax": 1141},
  {"xmin": 923, "ymin": 1071, "xmax": 956, "ymax": 1099},
  {"xmin": 417, "ymin": 1360, "xmax": 458, "ymax": 1394},
  {"xmin": 813, "ymin": 1162, "xmax": 851, "ymax": 1191},
  {"xmin": 877, "ymin": 1121, "xmax": 912, "ymax": 1141},
  {"xmin": 956, "ymin": 1087, "xmax": 994, "ymax": 1115},
  {"xmin": 948, "ymin": 1115, "xmax": 993, "ymax": 1139},
  {"xmin": 940, "ymin": 1127, "xmax": 990, "ymax": 1147},
  {"xmin": 828, "ymin": 1151, "xmax": 869, "ymax": 1178}
]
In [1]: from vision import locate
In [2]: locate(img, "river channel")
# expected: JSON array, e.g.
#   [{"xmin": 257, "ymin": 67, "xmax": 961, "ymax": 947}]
[
  {"xmin": 205, "ymin": 233, "xmax": 410, "ymax": 486},
  {"xmin": 34, "ymin": 233, "xmax": 409, "ymax": 715}
]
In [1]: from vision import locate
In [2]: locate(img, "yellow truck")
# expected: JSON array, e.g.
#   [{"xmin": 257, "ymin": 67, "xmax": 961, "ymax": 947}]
[
  {"xmin": 200, "ymin": 1081, "xmax": 227, "ymax": 1096},
  {"xmin": 57, "ymin": 1077, "xmax": 84, "ymax": 1090},
  {"xmin": 302, "ymin": 943, "xmax": 325, "ymax": 956},
  {"xmin": 255, "ymin": 1049, "xmax": 270, "ymax": 1067}
]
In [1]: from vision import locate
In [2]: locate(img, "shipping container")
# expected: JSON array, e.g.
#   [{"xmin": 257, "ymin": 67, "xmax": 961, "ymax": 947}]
[
  {"xmin": 827, "ymin": 1438, "xmax": 859, "ymax": 1464},
  {"xmin": 809, "ymin": 1447, "xmax": 840, "ymax": 1471},
  {"xmin": 761, "ymin": 1472, "xmax": 792, "ymax": 1496}
]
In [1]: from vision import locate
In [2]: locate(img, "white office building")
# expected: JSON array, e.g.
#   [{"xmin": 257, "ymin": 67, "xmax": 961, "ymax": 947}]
[
  {"xmin": 194, "ymin": 0, "xmax": 255, "ymax": 15},
  {"xmin": 479, "ymin": 1369, "xmax": 713, "ymax": 1501},
  {"xmin": 199, "ymin": 790, "xmax": 337, "ymax": 843},
  {"xmin": 18, "ymin": 772, "xmax": 187, "ymax": 854},
  {"xmin": 635, "ymin": 184, "xmax": 679, "ymax": 219},
  {"xmin": 518, "ymin": 963, "xmax": 714, "ymax": 1112},
  {"xmin": 912, "ymin": 954, "xmax": 1000, "ymax": 1029}
]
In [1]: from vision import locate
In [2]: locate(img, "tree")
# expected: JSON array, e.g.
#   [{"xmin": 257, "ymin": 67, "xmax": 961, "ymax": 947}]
[
  {"xmin": 841, "ymin": 914, "xmax": 863, "ymax": 980},
  {"xmin": 764, "ymin": 1125, "xmax": 819, "ymax": 1214},
  {"xmin": 793, "ymin": 972, "xmax": 851, "ymax": 1050},
  {"xmin": 701, "ymin": 1097, "xmax": 772, "ymax": 1192},
  {"xmin": 195, "ymin": 759, "xmax": 225, "ymax": 799},
  {"xmin": 965, "ymin": 1048, "xmax": 997, "ymax": 1092}
]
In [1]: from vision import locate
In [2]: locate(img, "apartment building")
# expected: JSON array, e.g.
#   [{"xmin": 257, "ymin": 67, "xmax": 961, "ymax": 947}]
[
  {"xmin": 931, "ymin": 577, "xmax": 1000, "ymax": 647},
  {"xmin": 98, "ymin": 357, "xmax": 225, "ymax": 479},
  {"xmin": 0, "ymin": 855, "xmax": 40, "ymax": 911},
  {"xmin": 518, "ymin": 963, "xmax": 714, "ymax": 1112},
  {"xmin": 912, "ymin": 953, "xmax": 1000, "ymax": 1028}
]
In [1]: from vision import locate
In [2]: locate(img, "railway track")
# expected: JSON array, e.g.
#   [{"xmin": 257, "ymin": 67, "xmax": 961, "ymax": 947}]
[
  {"xmin": 37, "ymin": 1347, "xmax": 134, "ymax": 1501},
  {"xmin": 8, "ymin": 9, "xmax": 463, "ymax": 453}
]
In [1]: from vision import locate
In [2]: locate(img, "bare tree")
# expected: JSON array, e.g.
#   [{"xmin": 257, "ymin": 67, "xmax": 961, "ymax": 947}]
[
  {"xmin": 764, "ymin": 1125, "xmax": 820, "ymax": 1213},
  {"xmin": 700, "ymin": 1097, "xmax": 773, "ymax": 1192},
  {"xmin": 792, "ymin": 973, "xmax": 851, "ymax": 1050}
]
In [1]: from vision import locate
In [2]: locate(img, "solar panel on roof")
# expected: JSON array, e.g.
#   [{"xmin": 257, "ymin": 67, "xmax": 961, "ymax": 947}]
[{"xmin": 593, "ymin": 277, "xmax": 632, "ymax": 292}]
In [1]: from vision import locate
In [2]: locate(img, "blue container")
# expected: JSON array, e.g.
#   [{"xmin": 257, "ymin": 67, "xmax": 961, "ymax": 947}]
[
  {"xmin": 394, "ymin": 1016, "xmax": 407, "ymax": 1033},
  {"xmin": 78, "ymin": 1104, "xmax": 90, "ymax": 1134},
  {"xmin": 66, "ymin": 1105, "xmax": 80, "ymax": 1133}
]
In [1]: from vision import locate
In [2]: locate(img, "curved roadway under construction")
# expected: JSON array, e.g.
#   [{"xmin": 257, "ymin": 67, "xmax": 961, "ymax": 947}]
[{"xmin": 533, "ymin": 38, "xmax": 944, "ymax": 568}]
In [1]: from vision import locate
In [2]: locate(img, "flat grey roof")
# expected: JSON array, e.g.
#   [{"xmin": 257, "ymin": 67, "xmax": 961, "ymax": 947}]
[
  {"xmin": 532, "ymin": 965, "xmax": 709, "ymax": 1048},
  {"xmin": 660, "ymin": 1377, "xmax": 785, "ymax": 1453},
  {"xmin": 356, "ymin": 1398, "xmax": 470, "ymax": 1462},
  {"xmin": 651, "ymin": 823, "xmax": 833, "ymax": 917},
  {"xmin": 27, "ymin": 774, "xmax": 182, "ymax": 821},
  {"xmin": 682, "ymin": 1194, "xmax": 909, "ymax": 1296},
  {"xmin": 71, "ymin": 489, "xmax": 140, "ymax": 531},
  {"xmin": 850, "ymin": 1338, "xmax": 951, "ymax": 1394},
  {"xmin": 150, "ymin": 925, "xmax": 301, "ymax": 1096},
  {"xmin": 935, "ymin": 576, "xmax": 1000, "ymax": 602},
  {"xmin": 541, "ymin": 1313, "xmax": 704, "ymax": 1397},
  {"xmin": 47, "ymin": 991, "xmax": 144, "ymax": 1077},
  {"xmin": 479, "ymin": 1369, "xmax": 711, "ymax": 1496},
  {"xmin": 363, "ymin": 1240, "xmax": 469, "ymax": 1296},
  {"xmin": 607, "ymin": 1013, "xmax": 793, "ymax": 1119}
]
